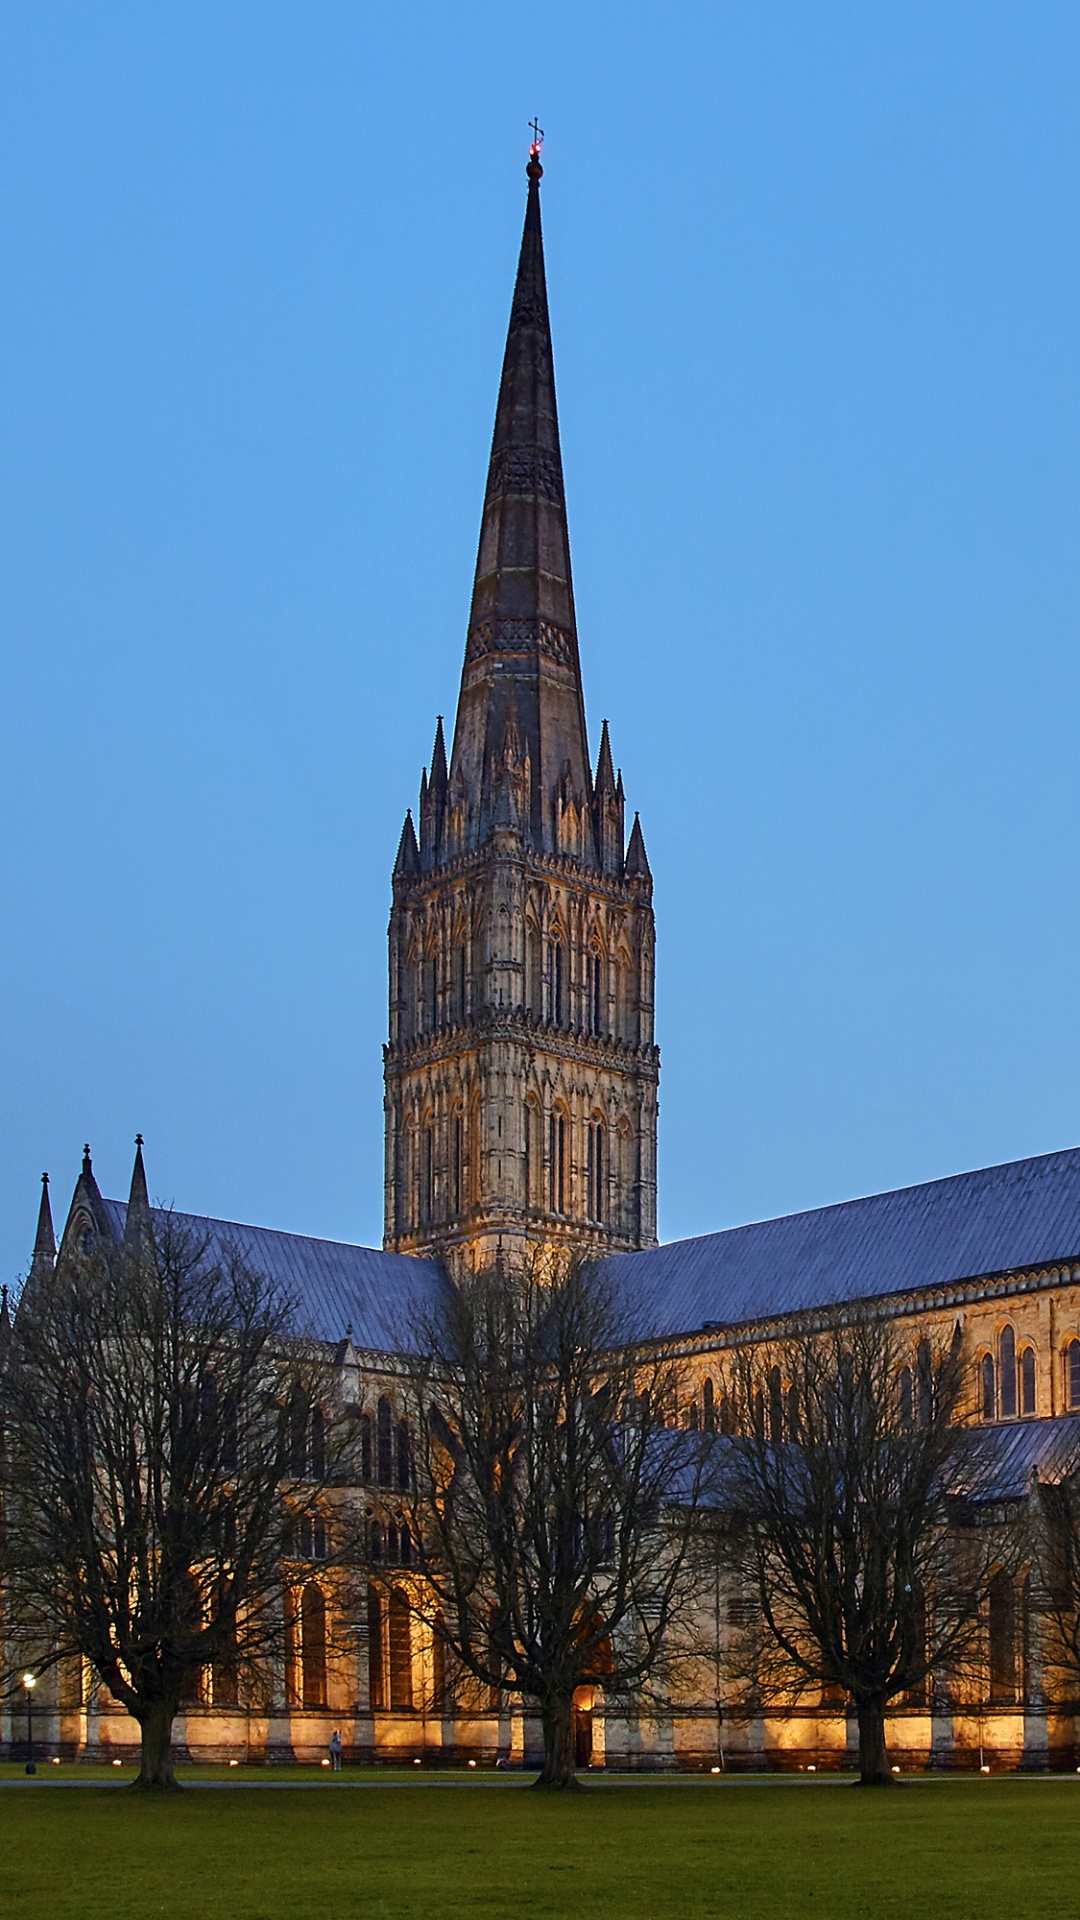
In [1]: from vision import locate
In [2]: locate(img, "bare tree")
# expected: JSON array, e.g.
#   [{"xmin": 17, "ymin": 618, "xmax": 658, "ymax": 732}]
[
  {"xmin": 399, "ymin": 1254, "xmax": 708, "ymax": 1788},
  {"xmin": 1030, "ymin": 1467, "xmax": 1080, "ymax": 1705},
  {"xmin": 2, "ymin": 1216, "xmax": 355, "ymax": 1789},
  {"xmin": 720, "ymin": 1316, "xmax": 1002, "ymax": 1784}
]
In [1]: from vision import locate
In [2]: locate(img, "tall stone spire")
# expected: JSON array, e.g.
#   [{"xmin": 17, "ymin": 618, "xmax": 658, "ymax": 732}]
[
  {"xmin": 385, "ymin": 143, "xmax": 659, "ymax": 1270},
  {"xmin": 447, "ymin": 142, "xmax": 593, "ymax": 858}
]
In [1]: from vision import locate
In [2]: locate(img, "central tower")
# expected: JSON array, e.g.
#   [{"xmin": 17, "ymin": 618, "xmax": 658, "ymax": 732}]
[{"xmin": 384, "ymin": 146, "xmax": 659, "ymax": 1270}]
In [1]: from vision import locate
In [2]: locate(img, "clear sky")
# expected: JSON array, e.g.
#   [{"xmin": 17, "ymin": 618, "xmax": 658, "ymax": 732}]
[{"xmin": 3, "ymin": 2, "xmax": 1080, "ymax": 1287}]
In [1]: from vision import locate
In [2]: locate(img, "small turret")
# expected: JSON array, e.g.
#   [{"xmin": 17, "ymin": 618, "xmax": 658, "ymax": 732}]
[
  {"xmin": 124, "ymin": 1134, "xmax": 151, "ymax": 1246},
  {"xmin": 32, "ymin": 1172, "xmax": 56, "ymax": 1269},
  {"xmin": 393, "ymin": 810, "xmax": 420, "ymax": 882},
  {"xmin": 624, "ymin": 811, "xmax": 652, "ymax": 882},
  {"xmin": 593, "ymin": 719, "xmax": 626, "ymax": 874},
  {"xmin": 419, "ymin": 717, "xmax": 448, "ymax": 867}
]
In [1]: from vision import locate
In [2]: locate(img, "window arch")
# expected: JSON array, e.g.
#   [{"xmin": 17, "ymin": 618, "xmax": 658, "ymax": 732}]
[
  {"xmin": 452, "ymin": 1105, "xmax": 465, "ymax": 1217},
  {"xmin": 980, "ymin": 1352, "xmax": 996, "ymax": 1423},
  {"xmin": 288, "ymin": 1385, "xmax": 310, "ymax": 1479},
  {"xmin": 916, "ymin": 1340, "xmax": 933, "ymax": 1428},
  {"xmin": 396, "ymin": 1418, "xmax": 411, "ymax": 1492},
  {"xmin": 1067, "ymin": 1339, "xmax": 1080, "ymax": 1410},
  {"xmin": 768, "ymin": 1366, "xmax": 784, "ymax": 1443},
  {"xmin": 524, "ymin": 1095, "xmax": 542, "ymax": 1209},
  {"xmin": 308, "ymin": 1405, "xmax": 326, "ymax": 1482},
  {"xmin": 300, "ymin": 1585, "xmax": 327, "ymax": 1707},
  {"xmin": 421, "ymin": 1120, "xmax": 435, "ymax": 1224},
  {"xmin": 377, "ymin": 1396, "xmax": 393, "ymax": 1488},
  {"xmin": 455, "ymin": 935, "xmax": 468, "ymax": 1024},
  {"xmin": 988, "ymin": 1569, "xmax": 1016, "ymax": 1702},
  {"xmin": 587, "ymin": 945, "xmax": 603, "ymax": 1038},
  {"xmin": 899, "ymin": 1365, "xmax": 914, "ymax": 1425},
  {"xmin": 548, "ymin": 1107, "xmax": 567, "ymax": 1215},
  {"xmin": 525, "ymin": 918, "xmax": 542, "ymax": 1018},
  {"xmin": 432, "ymin": 1614, "xmax": 447, "ymax": 1713},
  {"xmin": 388, "ymin": 1589, "xmax": 413, "ymax": 1710},
  {"xmin": 587, "ymin": 1117, "xmax": 605, "ymax": 1224},
  {"xmin": 999, "ymin": 1326, "xmax": 1017, "ymax": 1419},
  {"xmin": 703, "ymin": 1377, "xmax": 715, "ymax": 1432},
  {"xmin": 548, "ymin": 935, "xmax": 565, "ymax": 1027},
  {"xmin": 1019, "ymin": 1346, "xmax": 1037, "ymax": 1418},
  {"xmin": 367, "ymin": 1585, "xmax": 384, "ymax": 1709}
]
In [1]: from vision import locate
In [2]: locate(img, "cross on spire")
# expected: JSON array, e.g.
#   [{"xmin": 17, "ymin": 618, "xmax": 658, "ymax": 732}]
[{"xmin": 528, "ymin": 117, "xmax": 544, "ymax": 153}]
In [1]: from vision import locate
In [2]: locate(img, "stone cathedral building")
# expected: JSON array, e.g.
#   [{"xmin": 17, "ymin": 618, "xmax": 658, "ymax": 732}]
[{"xmin": 11, "ymin": 147, "xmax": 1080, "ymax": 1772}]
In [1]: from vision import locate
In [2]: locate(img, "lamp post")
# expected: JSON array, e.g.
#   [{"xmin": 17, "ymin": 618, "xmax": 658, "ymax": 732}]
[{"xmin": 22, "ymin": 1672, "xmax": 36, "ymax": 1775}]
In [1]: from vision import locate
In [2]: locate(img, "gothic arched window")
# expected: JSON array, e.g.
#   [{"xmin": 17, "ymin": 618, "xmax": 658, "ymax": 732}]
[
  {"xmin": 548, "ymin": 1108, "xmax": 566, "ymax": 1215},
  {"xmin": 359, "ymin": 1412, "xmax": 373, "ymax": 1483},
  {"xmin": 1019, "ymin": 1346, "xmax": 1037, "ymax": 1418},
  {"xmin": 899, "ymin": 1365, "xmax": 914, "ymax": 1426},
  {"xmin": 388, "ymin": 1589, "xmax": 413, "ymax": 1710},
  {"xmin": 587, "ymin": 948, "xmax": 603, "ymax": 1037},
  {"xmin": 980, "ymin": 1353, "xmax": 996, "ymax": 1423},
  {"xmin": 587, "ymin": 1118, "xmax": 605, "ymax": 1223},
  {"xmin": 452, "ymin": 1107, "xmax": 464, "ymax": 1217},
  {"xmin": 456, "ymin": 938, "xmax": 468, "ymax": 1024},
  {"xmin": 703, "ymin": 1377, "xmax": 715, "ymax": 1432},
  {"xmin": 999, "ymin": 1326, "xmax": 1017, "ymax": 1419},
  {"xmin": 301, "ymin": 1585, "xmax": 327, "ymax": 1707},
  {"xmin": 988, "ymin": 1569, "xmax": 1016, "ymax": 1702},
  {"xmin": 367, "ymin": 1585, "xmax": 384, "ymax": 1709},
  {"xmin": 377, "ymin": 1396, "xmax": 393, "ymax": 1488},
  {"xmin": 549, "ymin": 937, "xmax": 564, "ymax": 1027},
  {"xmin": 421, "ymin": 1122, "xmax": 435, "ymax": 1224},
  {"xmin": 916, "ymin": 1340, "xmax": 934, "ymax": 1428},
  {"xmin": 1068, "ymin": 1339, "xmax": 1080, "ymax": 1410},
  {"xmin": 768, "ymin": 1366, "xmax": 784, "ymax": 1443},
  {"xmin": 308, "ymin": 1405, "xmax": 326, "ymax": 1482},
  {"xmin": 396, "ymin": 1418, "xmax": 411, "ymax": 1491}
]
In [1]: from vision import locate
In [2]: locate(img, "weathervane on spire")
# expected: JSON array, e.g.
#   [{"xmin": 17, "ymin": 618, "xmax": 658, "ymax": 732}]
[{"xmin": 527, "ymin": 118, "xmax": 544, "ymax": 183}]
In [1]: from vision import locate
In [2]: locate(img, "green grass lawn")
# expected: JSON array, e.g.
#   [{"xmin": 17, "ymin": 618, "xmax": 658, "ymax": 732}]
[{"xmin": 1, "ymin": 1774, "xmax": 1077, "ymax": 1919}]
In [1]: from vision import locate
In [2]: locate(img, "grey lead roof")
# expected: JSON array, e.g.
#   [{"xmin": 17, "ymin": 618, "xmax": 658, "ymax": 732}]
[
  {"xmin": 101, "ymin": 1144, "xmax": 1080, "ymax": 1352},
  {"xmin": 100, "ymin": 1200, "xmax": 449, "ymax": 1353},
  {"xmin": 602, "ymin": 1146, "xmax": 1080, "ymax": 1341}
]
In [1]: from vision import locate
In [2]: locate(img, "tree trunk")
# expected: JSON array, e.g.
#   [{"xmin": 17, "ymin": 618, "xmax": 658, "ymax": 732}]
[
  {"xmin": 132, "ymin": 1697, "xmax": 181, "ymax": 1791},
  {"xmin": 534, "ymin": 1694, "xmax": 580, "ymax": 1790},
  {"xmin": 854, "ymin": 1695, "xmax": 895, "ymax": 1786}
]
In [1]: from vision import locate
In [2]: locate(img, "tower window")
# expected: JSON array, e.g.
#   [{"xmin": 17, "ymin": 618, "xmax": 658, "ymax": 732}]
[
  {"xmin": 587, "ymin": 1119, "xmax": 604, "ymax": 1223},
  {"xmin": 549, "ymin": 940, "xmax": 564, "ymax": 1027},
  {"xmin": 422, "ymin": 1125, "xmax": 435, "ymax": 1224},
  {"xmin": 587, "ymin": 951, "xmax": 603, "ymax": 1037},
  {"xmin": 453, "ymin": 1111, "xmax": 464, "ymax": 1216},
  {"xmin": 457, "ymin": 941, "xmax": 468, "ymax": 1023},
  {"xmin": 548, "ymin": 1110, "xmax": 566, "ymax": 1214}
]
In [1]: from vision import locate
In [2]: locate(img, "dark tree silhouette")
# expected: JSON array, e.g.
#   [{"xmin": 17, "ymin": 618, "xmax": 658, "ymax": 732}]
[
  {"xmin": 2, "ymin": 1215, "xmax": 353, "ymax": 1788},
  {"xmin": 721, "ymin": 1316, "xmax": 1001, "ymax": 1783},
  {"xmin": 400, "ymin": 1255, "xmax": 708, "ymax": 1788}
]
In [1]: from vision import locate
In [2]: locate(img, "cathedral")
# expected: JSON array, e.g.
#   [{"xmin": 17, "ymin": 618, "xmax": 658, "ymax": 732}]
[{"xmin": 11, "ymin": 143, "xmax": 1080, "ymax": 1773}]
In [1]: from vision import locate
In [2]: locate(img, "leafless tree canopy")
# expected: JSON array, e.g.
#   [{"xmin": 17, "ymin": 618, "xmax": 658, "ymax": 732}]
[
  {"xmin": 399, "ymin": 1255, "xmax": 708, "ymax": 1787},
  {"xmin": 720, "ymin": 1316, "xmax": 1006, "ymax": 1783},
  {"xmin": 2, "ymin": 1217, "xmax": 355, "ymax": 1788}
]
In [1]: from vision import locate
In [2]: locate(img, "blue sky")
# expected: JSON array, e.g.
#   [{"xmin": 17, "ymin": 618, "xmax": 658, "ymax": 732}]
[{"xmin": 3, "ymin": 2, "xmax": 1080, "ymax": 1285}]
